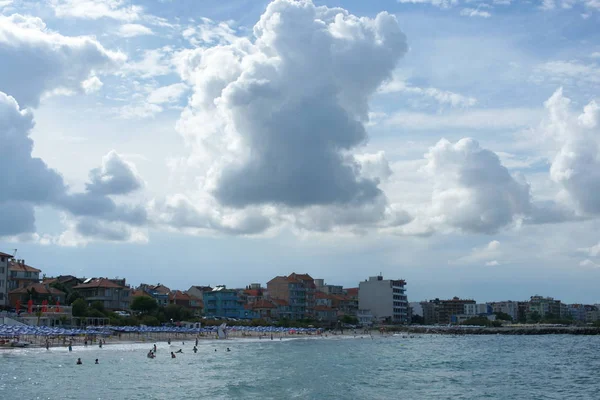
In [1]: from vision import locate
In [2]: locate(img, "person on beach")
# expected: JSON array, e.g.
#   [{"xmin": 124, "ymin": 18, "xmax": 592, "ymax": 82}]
[
  {"xmin": 95, "ymin": 359, "xmax": 99, "ymax": 364},
  {"xmin": 195, "ymin": 338, "xmax": 198, "ymax": 346},
  {"xmin": 76, "ymin": 358, "xmax": 82, "ymax": 365},
  {"xmin": 168, "ymin": 338, "xmax": 171, "ymax": 345},
  {"xmin": 171, "ymin": 352, "xmax": 176, "ymax": 358},
  {"xmin": 45, "ymin": 340, "xmax": 49, "ymax": 350}
]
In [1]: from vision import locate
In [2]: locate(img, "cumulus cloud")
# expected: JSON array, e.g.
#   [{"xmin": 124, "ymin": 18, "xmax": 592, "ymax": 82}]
[
  {"xmin": 424, "ymin": 138, "xmax": 531, "ymax": 233},
  {"xmin": 117, "ymin": 23, "xmax": 154, "ymax": 37},
  {"xmin": 0, "ymin": 14, "xmax": 125, "ymax": 107},
  {"xmin": 182, "ymin": 18, "xmax": 239, "ymax": 46},
  {"xmin": 49, "ymin": 0, "xmax": 142, "ymax": 21},
  {"xmin": 81, "ymin": 75, "xmax": 103, "ymax": 93},
  {"xmin": 176, "ymin": 0, "xmax": 407, "ymax": 212},
  {"xmin": 86, "ymin": 150, "xmax": 144, "ymax": 195},
  {"xmin": 544, "ymin": 88, "xmax": 600, "ymax": 214}
]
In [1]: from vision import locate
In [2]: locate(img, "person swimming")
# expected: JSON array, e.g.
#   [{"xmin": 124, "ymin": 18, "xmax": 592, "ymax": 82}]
[
  {"xmin": 95, "ymin": 359, "xmax": 99, "ymax": 364},
  {"xmin": 175, "ymin": 349, "xmax": 183, "ymax": 353},
  {"xmin": 76, "ymin": 358, "xmax": 82, "ymax": 365},
  {"xmin": 171, "ymin": 352, "xmax": 176, "ymax": 358},
  {"xmin": 226, "ymin": 348, "xmax": 231, "ymax": 352},
  {"xmin": 193, "ymin": 346, "xmax": 198, "ymax": 353}
]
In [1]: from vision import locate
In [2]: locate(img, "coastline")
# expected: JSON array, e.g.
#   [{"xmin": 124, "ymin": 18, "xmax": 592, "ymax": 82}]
[{"xmin": 390, "ymin": 325, "xmax": 600, "ymax": 335}]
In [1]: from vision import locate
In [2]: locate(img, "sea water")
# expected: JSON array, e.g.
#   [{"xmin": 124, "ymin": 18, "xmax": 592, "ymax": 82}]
[{"xmin": 1, "ymin": 334, "xmax": 599, "ymax": 399}]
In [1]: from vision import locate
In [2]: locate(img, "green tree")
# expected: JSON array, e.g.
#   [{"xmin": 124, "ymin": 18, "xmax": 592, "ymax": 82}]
[
  {"xmin": 528, "ymin": 311, "xmax": 542, "ymax": 323},
  {"xmin": 411, "ymin": 315, "xmax": 425, "ymax": 324},
  {"xmin": 87, "ymin": 309, "xmax": 106, "ymax": 318},
  {"xmin": 141, "ymin": 315, "xmax": 160, "ymax": 326},
  {"xmin": 494, "ymin": 312, "xmax": 513, "ymax": 321},
  {"xmin": 66, "ymin": 291, "xmax": 82, "ymax": 305},
  {"xmin": 72, "ymin": 298, "xmax": 88, "ymax": 317},
  {"xmin": 90, "ymin": 301, "xmax": 106, "ymax": 314},
  {"xmin": 340, "ymin": 315, "xmax": 359, "ymax": 325},
  {"xmin": 130, "ymin": 296, "xmax": 159, "ymax": 315}
]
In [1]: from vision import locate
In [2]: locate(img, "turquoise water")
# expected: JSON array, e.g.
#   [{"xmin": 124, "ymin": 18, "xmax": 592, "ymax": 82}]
[{"xmin": 1, "ymin": 334, "xmax": 599, "ymax": 399}]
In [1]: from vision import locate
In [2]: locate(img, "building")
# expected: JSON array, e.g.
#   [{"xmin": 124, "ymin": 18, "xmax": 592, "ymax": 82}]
[
  {"xmin": 529, "ymin": 295, "xmax": 564, "ymax": 319},
  {"xmin": 489, "ymin": 301, "xmax": 519, "ymax": 321},
  {"xmin": 314, "ymin": 279, "xmax": 343, "ymax": 295},
  {"xmin": 8, "ymin": 259, "xmax": 41, "ymax": 290},
  {"xmin": 358, "ymin": 275, "xmax": 408, "ymax": 324},
  {"xmin": 8, "ymin": 283, "xmax": 66, "ymax": 308},
  {"xmin": 420, "ymin": 300, "xmax": 440, "ymax": 324},
  {"xmin": 72, "ymin": 278, "xmax": 131, "ymax": 311},
  {"xmin": 203, "ymin": 286, "xmax": 244, "ymax": 319},
  {"xmin": 186, "ymin": 285, "xmax": 213, "ymax": 301},
  {"xmin": 437, "ymin": 297, "xmax": 475, "ymax": 324},
  {"xmin": 357, "ymin": 309, "xmax": 374, "ymax": 326},
  {"xmin": 139, "ymin": 283, "xmax": 170, "ymax": 306},
  {"xmin": 0, "ymin": 251, "xmax": 14, "ymax": 307},
  {"xmin": 464, "ymin": 303, "xmax": 492, "ymax": 316},
  {"xmin": 246, "ymin": 299, "xmax": 277, "ymax": 320},
  {"xmin": 567, "ymin": 304, "xmax": 587, "ymax": 322},
  {"xmin": 267, "ymin": 273, "xmax": 316, "ymax": 320}
]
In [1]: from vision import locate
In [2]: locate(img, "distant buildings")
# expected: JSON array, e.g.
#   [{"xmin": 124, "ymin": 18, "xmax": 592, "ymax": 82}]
[
  {"xmin": 0, "ymin": 251, "xmax": 13, "ymax": 307},
  {"xmin": 203, "ymin": 285, "xmax": 244, "ymax": 319},
  {"xmin": 358, "ymin": 275, "xmax": 408, "ymax": 324},
  {"xmin": 267, "ymin": 273, "xmax": 316, "ymax": 320},
  {"xmin": 8, "ymin": 259, "xmax": 41, "ymax": 290},
  {"xmin": 489, "ymin": 301, "xmax": 519, "ymax": 321},
  {"xmin": 72, "ymin": 278, "xmax": 131, "ymax": 311}
]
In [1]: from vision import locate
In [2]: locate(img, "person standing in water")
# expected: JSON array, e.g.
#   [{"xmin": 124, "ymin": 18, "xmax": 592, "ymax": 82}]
[
  {"xmin": 76, "ymin": 358, "xmax": 82, "ymax": 365},
  {"xmin": 153, "ymin": 344, "xmax": 157, "ymax": 353},
  {"xmin": 95, "ymin": 359, "xmax": 99, "ymax": 364},
  {"xmin": 193, "ymin": 346, "xmax": 198, "ymax": 353},
  {"xmin": 68, "ymin": 344, "xmax": 72, "ymax": 352},
  {"xmin": 99, "ymin": 341, "xmax": 103, "ymax": 348},
  {"xmin": 171, "ymin": 352, "xmax": 176, "ymax": 358}
]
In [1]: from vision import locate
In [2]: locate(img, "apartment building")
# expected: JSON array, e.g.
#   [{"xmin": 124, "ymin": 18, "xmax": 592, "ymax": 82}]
[{"xmin": 358, "ymin": 275, "xmax": 408, "ymax": 324}]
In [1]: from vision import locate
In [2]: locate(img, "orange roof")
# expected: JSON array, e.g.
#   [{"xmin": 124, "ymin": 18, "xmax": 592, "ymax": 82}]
[
  {"xmin": 132, "ymin": 290, "xmax": 151, "ymax": 298},
  {"xmin": 10, "ymin": 283, "xmax": 65, "ymax": 296},
  {"xmin": 315, "ymin": 292, "xmax": 332, "ymax": 299},
  {"xmin": 244, "ymin": 289, "xmax": 262, "ymax": 297},
  {"xmin": 73, "ymin": 278, "xmax": 124, "ymax": 289},
  {"xmin": 271, "ymin": 298, "xmax": 289, "ymax": 306},
  {"xmin": 0, "ymin": 251, "xmax": 14, "ymax": 258},
  {"xmin": 9, "ymin": 261, "xmax": 41, "ymax": 273},
  {"xmin": 345, "ymin": 288, "xmax": 359, "ymax": 297},
  {"xmin": 169, "ymin": 290, "xmax": 192, "ymax": 301},
  {"xmin": 251, "ymin": 299, "xmax": 277, "ymax": 309}
]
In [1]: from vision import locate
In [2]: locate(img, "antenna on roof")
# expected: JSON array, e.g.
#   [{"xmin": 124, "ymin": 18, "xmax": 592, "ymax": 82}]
[{"xmin": 12, "ymin": 249, "xmax": 17, "ymax": 257}]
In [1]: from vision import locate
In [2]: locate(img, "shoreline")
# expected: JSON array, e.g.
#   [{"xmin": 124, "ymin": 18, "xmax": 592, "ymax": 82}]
[{"xmin": 390, "ymin": 325, "xmax": 600, "ymax": 335}]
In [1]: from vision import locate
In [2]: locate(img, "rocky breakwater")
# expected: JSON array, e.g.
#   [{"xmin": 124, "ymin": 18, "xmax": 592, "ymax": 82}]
[{"xmin": 390, "ymin": 325, "xmax": 600, "ymax": 335}]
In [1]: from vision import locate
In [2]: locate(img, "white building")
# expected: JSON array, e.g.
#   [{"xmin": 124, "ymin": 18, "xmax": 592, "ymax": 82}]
[
  {"xmin": 464, "ymin": 303, "xmax": 491, "ymax": 316},
  {"xmin": 0, "ymin": 252, "xmax": 14, "ymax": 307},
  {"xmin": 489, "ymin": 301, "xmax": 519, "ymax": 321},
  {"xmin": 358, "ymin": 275, "xmax": 408, "ymax": 324}
]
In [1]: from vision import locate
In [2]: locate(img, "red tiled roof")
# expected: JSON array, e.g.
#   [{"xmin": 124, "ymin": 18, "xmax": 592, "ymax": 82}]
[
  {"xmin": 244, "ymin": 289, "xmax": 262, "ymax": 297},
  {"xmin": 345, "ymin": 288, "xmax": 359, "ymax": 297},
  {"xmin": 251, "ymin": 299, "xmax": 277, "ymax": 309},
  {"xmin": 73, "ymin": 278, "xmax": 124, "ymax": 289},
  {"xmin": 132, "ymin": 290, "xmax": 151, "ymax": 297},
  {"xmin": 9, "ymin": 261, "xmax": 41, "ymax": 273},
  {"xmin": 0, "ymin": 251, "xmax": 14, "ymax": 258},
  {"xmin": 9, "ymin": 283, "xmax": 65, "ymax": 295},
  {"xmin": 169, "ymin": 290, "xmax": 192, "ymax": 301},
  {"xmin": 271, "ymin": 298, "xmax": 289, "ymax": 307}
]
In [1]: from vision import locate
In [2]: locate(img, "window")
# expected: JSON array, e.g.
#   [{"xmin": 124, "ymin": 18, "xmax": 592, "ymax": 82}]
[
  {"xmin": 0, "ymin": 279, "xmax": 3, "ymax": 287},
  {"xmin": 0, "ymin": 257, "xmax": 4, "ymax": 262},
  {"xmin": 0, "ymin": 267, "xmax": 4, "ymax": 274}
]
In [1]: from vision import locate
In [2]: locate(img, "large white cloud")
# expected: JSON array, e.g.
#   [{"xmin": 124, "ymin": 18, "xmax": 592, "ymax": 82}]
[
  {"xmin": 175, "ymin": 0, "xmax": 407, "ymax": 211},
  {"xmin": 0, "ymin": 14, "xmax": 125, "ymax": 107},
  {"xmin": 423, "ymin": 138, "xmax": 531, "ymax": 233},
  {"xmin": 545, "ymin": 88, "xmax": 600, "ymax": 214}
]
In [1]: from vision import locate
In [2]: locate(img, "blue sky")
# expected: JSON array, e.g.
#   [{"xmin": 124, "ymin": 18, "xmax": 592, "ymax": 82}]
[{"xmin": 1, "ymin": 0, "xmax": 600, "ymax": 303}]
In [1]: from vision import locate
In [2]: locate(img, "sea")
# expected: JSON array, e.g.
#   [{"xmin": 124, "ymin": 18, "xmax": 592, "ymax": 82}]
[{"xmin": 1, "ymin": 334, "xmax": 599, "ymax": 400}]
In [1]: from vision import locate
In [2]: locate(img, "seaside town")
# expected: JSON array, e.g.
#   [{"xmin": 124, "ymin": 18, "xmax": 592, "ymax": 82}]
[{"xmin": 2, "ymin": 249, "xmax": 600, "ymax": 334}]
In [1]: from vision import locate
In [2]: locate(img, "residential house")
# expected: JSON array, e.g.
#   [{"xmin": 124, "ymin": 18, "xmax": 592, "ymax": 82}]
[
  {"xmin": 186, "ymin": 285, "xmax": 213, "ymax": 301},
  {"xmin": 358, "ymin": 275, "xmax": 408, "ymax": 324},
  {"xmin": 437, "ymin": 297, "xmax": 476, "ymax": 325},
  {"xmin": 168, "ymin": 290, "xmax": 203, "ymax": 316},
  {"xmin": 489, "ymin": 301, "xmax": 519, "ymax": 321},
  {"xmin": 8, "ymin": 259, "xmax": 41, "ymax": 290},
  {"xmin": 567, "ymin": 304, "xmax": 587, "ymax": 322},
  {"xmin": 139, "ymin": 283, "xmax": 170, "ymax": 306},
  {"xmin": 267, "ymin": 273, "xmax": 316, "ymax": 320},
  {"xmin": 529, "ymin": 295, "xmax": 565, "ymax": 319},
  {"xmin": 203, "ymin": 286, "xmax": 244, "ymax": 319},
  {"xmin": 43, "ymin": 275, "xmax": 83, "ymax": 292},
  {"xmin": 314, "ymin": 279, "xmax": 343, "ymax": 295},
  {"xmin": 420, "ymin": 299, "xmax": 440, "ymax": 325},
  {"xmin": 246, "ymin": 299, "xmax": 277, "ymax": 320},
  {"xmin": 314, "ymin": 305, "xmax": 337, "ymax": 323},
  {"xmin": 0, "ymin": 251, "xmax": 13, "ymax": 307},
  {"xmin": 8, "ymin": 283, "xmax": 66, "ymax": 308},
  {"xmin": 72, "ymin": 278, "xmax": 131, "ymax": 311}
]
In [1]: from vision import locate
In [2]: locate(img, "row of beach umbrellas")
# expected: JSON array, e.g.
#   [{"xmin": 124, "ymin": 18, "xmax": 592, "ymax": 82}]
[{"xmin": 0, "ymin": 324, "xmax": 320, "ymax": 337}]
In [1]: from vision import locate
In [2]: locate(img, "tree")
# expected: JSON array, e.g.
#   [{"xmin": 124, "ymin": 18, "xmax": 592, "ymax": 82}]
[
  {"xmin": 528, "ymin": 311, "xmax": 542, "ymax": 323},
  {"xmin": 66, "ymin": 291, "xmax": 82, "ymax": 305},
  {"xmin": 130, "ymin": 296, "xmax": 158, "ymax": 315},
  {"xmin": 90, "ymin": 301, "xmax": 105, "ymax": 314},
  {"xmin": 72, "ymin": 298, "xmax": 88, "ymax": 317},
  {"xmin": 341, "ymin": 315, "xmax": 358, "ymax": 325},
  {"xmin": 163, "ymin": 304, "xmax": 193, "ymax": 322},
  {"xmin": 494, "ymin": 312, "xmax": 513, "ymax": 321},
  {"xmin": 411, "ymin": 315, "xmax": 424, "ymax": 324}
]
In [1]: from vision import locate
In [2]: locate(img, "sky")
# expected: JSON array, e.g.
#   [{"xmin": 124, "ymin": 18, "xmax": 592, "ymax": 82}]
[{"xmin": 1, "ymin": 0, "xmax": 600, "ymax": 304}]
